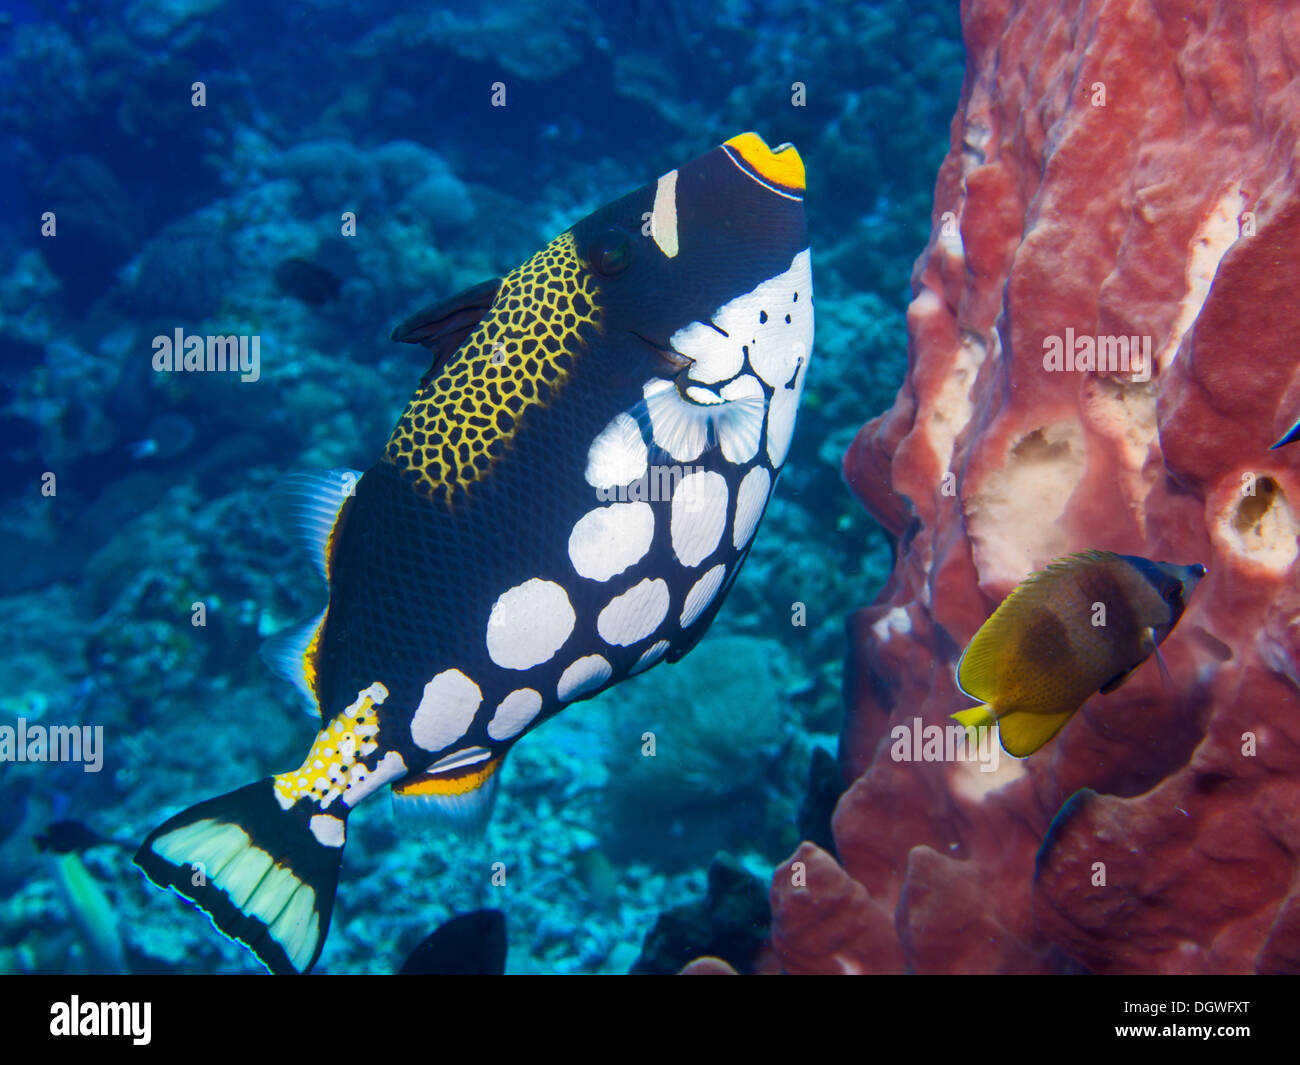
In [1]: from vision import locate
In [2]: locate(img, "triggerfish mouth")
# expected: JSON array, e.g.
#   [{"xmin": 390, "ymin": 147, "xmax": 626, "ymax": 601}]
[
  {"xmin": 134, "ymin": 133, "xmax": 813, "ymax": 974},
  {"xmin": 951, "ymin": 550, "xmax": 1206, "ymax": 757}
]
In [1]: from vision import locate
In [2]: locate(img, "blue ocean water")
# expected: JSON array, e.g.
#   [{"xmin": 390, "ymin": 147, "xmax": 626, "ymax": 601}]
[{"xmin": 0, "ymin": 0, "xmax": 963, "ymax": 974}]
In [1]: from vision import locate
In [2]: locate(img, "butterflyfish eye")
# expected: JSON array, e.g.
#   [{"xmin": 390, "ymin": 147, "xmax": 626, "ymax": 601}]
[{"xmin": 590, "ymin": 229, "xmax": 632, "ymax": 277}]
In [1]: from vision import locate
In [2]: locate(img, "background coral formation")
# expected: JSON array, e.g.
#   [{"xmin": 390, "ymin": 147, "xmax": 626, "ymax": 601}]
[{"xmin": 773, "ymin": 0, "xmax": 1300, "ymax": 974}]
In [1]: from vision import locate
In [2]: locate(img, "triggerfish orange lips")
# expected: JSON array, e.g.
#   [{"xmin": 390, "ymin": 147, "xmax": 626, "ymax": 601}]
[
  {"xmin": 721, "ymin": 133, "xmax": 806, "ymax": 200},
  {"xmin": 951, "ymin": 551, "xmax": 1206, "ymax": 758}
]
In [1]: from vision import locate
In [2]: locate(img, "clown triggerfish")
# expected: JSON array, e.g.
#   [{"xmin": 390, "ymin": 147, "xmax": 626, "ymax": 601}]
[
  {"xmin": 951, "ymin": 551, "xmax": 1206, "ymax": 757},
  {"xmin": 134, "ymin": 133, "xmax": 813, "ymax": 974}
]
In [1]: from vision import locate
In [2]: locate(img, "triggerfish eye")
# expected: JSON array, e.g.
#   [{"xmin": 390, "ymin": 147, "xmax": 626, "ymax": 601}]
[{"xmin": 590, "ymin": 229, "xmax": 632, "ymax": 277}]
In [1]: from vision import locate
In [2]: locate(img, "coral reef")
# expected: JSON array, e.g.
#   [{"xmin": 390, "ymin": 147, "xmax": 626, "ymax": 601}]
[{"xmin": 771, "ymin": 0, "xmax": 1300, "ymax": 974}]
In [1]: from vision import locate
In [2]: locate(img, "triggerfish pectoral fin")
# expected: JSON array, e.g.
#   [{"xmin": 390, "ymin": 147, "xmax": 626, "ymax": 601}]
[{"xmin": 134, "ymin": 778, "xmax": 346, "ymax": 975}]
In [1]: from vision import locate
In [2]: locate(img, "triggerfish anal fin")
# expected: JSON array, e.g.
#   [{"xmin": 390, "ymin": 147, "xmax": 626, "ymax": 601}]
[
  {"xmin": 390, "ymin": 749, "xmax": 505, "ymax": 839},
  {"xmin": 390, "ymin": 278, "xmax": 503, "ymax": 385}
]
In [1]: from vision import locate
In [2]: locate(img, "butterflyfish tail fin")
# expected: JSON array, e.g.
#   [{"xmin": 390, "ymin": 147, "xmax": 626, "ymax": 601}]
[{"xmin": 952, "ymin": 704, "xmax": 997, "ymax": 730}]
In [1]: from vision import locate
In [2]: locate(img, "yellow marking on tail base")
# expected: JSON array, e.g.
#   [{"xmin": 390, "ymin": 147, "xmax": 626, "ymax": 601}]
[{"xmin": 273, "ymin": 682, "xmax": 389, "ymax": 809}]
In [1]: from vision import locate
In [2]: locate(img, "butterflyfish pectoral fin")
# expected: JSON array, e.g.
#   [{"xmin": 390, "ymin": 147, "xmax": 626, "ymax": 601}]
[
  {"xmin": 1141, "ymin": 626, "xmax": 1174, "ymax": 688},
  {"xmin": 952, "ymin": 704, "xmax": 997, "ymax": 730},
  {"xmin": 995, "ymin": 707, "xmax": 1077, "ymax": 758}
]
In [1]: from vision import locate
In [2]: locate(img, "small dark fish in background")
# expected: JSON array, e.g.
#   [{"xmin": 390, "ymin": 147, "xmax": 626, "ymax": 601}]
[
  {"xmin": 274, "ymin": 255, "xmax": 342, "ymax": 306},
  {"xmin": 398, "ymin": 909, "xmax": 507, "ymax": 975},
  {"xmin": 35, "ymin": 819, "xmax": 130, "ymax": 854},
  {"xmin": 952, "ymin": 550, "xmax": 1206, "ymax": 756},
  {"xmin": 125, "ymin": 411, "xmax": 196, "ymax": 462}
]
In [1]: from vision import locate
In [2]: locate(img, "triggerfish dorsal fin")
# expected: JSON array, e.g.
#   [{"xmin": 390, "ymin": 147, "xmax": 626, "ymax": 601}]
[
  {"xmin": 390, "ymin": 748, "xmax": 505, "ymax": 839},
  {"xmin": 269, "ymin": 468, "xmax": 363, "ymax": 582},
  {"xmin": 260, "ymin": 607, "xmax": 328, "ymax": 717},
  {"xmin": 390, "ymin": 278, "xmax": 502, "ymax": 385}
]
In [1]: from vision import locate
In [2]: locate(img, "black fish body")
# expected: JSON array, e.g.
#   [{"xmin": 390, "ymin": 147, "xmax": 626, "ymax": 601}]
[{"xmin": 135, "ymin": 133, "xmax": 813, "ymax": 974}]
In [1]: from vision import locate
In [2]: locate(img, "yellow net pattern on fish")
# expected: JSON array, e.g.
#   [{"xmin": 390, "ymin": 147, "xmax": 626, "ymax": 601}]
[{"xmin": 385, "ymin": 232, "xmax": 601, "ymax": 502}]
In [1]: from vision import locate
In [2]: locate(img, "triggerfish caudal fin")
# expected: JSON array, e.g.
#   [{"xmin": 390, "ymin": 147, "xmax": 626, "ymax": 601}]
[
  {"xmin": 134, "ymin": 778, "xmax": 347, "ymax": 975},
  {"xmin": 950, "ymin": 550, "xmax": 1206, "ymax": 758}
]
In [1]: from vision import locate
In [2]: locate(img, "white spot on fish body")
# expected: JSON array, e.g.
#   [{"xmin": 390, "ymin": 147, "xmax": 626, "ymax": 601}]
[
  {"xmin": 585, "ymin": 412, "xmax": 648, "ymax": 491},
  {"xmin": 597, "ymin": 577, "xmax": 670, "ymax": 646},
  {"xmin": 680, "ymin": 564, "xmax": 727, "ymax": 627},
  {"xmin": 650, "ymin": 169, "xmax": 679, "ymax": 259},
  {"xmin": 309, "ymin": 814, "xmax": 345, "ymax": 848},
  {"xmin": 486, "ymin": 579, "xmax": 576, "ymax": 668},
  {"xmin": 630, "ymin": 640, "xmax": 671, "ymax": 675},
  {"xmin": 488, "ymin": 687, "xmax": 544, "ymax": 741},
  {"xmin": 411, "ymin": 669, "xmax": 483, "ymax": 752},
  {"xmin": 732, "ymin": 466, "xmax": 771, "ymax": 548},
  {"xmin": 670, "ymin": 469, "xmax": 729, "ymax": 567},
  {"xmin": 558, "ymin": 655, "xmax": 613, "ymax": 701},
  {"xmin": 568, "ymin": 502, "xmax": 655, "ymax": 582}
]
